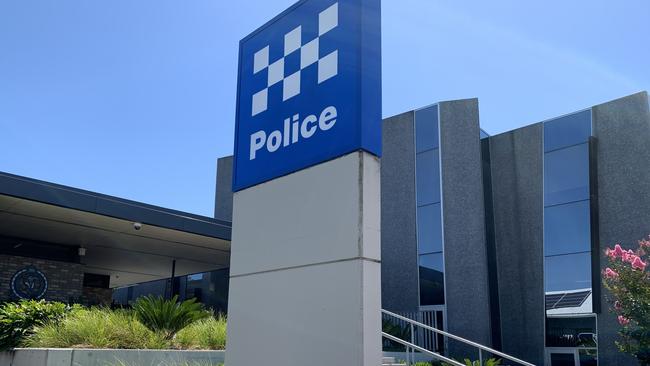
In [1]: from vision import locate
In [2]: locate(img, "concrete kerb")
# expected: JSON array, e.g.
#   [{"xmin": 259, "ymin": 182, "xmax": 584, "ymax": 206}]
[{"xmin": 0, "ymin": 349, "xmax": 225, "ymax": 366}]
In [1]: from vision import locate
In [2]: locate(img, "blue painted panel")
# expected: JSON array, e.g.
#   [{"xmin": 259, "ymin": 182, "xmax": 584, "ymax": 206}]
[{"xmin": 233, "ymin": 0, "xmax": 381, "ymax": 191}]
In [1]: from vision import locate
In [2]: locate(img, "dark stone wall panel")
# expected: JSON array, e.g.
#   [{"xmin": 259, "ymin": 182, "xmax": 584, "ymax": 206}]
[
  {"xmin": 438, "ymin": 99, "xmax": 492, "ymax": 353},
  {"xmin": 593, "ymin": 91, "xmax": 650, "ymax": 366},
  {"xmin": 489, "ymin": 123, "xmax": 545, "ymax": 365},
  {"xmin": 380, "ymin": 111, "xmax": 419, "ymax": 312},
  {"xmin": 215, "ymin": 156, "xmax": 234, "ymax": 222}
]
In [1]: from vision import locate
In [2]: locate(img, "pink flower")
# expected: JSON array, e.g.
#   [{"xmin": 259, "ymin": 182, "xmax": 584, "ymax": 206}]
[
  {"xmin": 606, "ymin": 248, "xmax": 617, "ymax": 260},
  {"xmin": 640, "ymin": 238, "xmax": 650, "ymax": 248},
  {"xmin": 611, "ymin": 244, "xmax": 626, "ymax": 259},
  {"xmin": 605, "ymin": 268, "xmax": 619, "ymax": 279},
  {"xmin": 632, "ymin": 257, "xmax": 647, "ymax": 271},
  {"xmin": 615, "ymin": 301, "xmax": 623, "ymax": 311},
  {"xmin": 618, "ymin": 316, "xmax": 630, "ymax": 326},
  {"xmin": 625, "ymin": 252, "xmax": 638, "ymax": 263}
]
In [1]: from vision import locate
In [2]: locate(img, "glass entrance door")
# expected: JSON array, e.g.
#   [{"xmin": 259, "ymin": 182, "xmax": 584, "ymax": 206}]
[{"xmin": 545, "ymin": 348, "xmax": 598, "ymax": 366}]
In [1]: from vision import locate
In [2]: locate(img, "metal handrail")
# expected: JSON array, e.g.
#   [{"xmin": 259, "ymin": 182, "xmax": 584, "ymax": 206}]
[
  {"xmin": 382, "ymin": 309, "xmax": 536, "ymax": 366},
  {"xmin": 382, "ymin": 332, "xmax": 465, "ymax": 366}
]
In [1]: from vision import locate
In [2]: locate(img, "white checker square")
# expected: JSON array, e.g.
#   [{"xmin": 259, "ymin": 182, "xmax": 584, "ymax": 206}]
[
  {"xmin": 284, "ymin": 26, "xmax": 302, "ymax": 56},
  {"xmin": 301, "ymin": 37, "xmax": 319, "ymax": 69},
  {"xmin": 319, "ymin": 3, "xmax": 338, "ymax": 36},
  {"xmin": 253, "ymin": 46, "xmax": 269, "ymax": 74},
  {"xmin": 283, "ymin": 71, "xmax": 301, "ymax": 101},
  {"xmin": 268, "ymin": 58, "xmax": 285, "ymax": 87},
  {"xmin": 318, "ymin": 50, "xmax": 338, "ymax": 84},
  {"xmin": 252, "ymin": 88, "xmax": 268, "ymax": 116}
]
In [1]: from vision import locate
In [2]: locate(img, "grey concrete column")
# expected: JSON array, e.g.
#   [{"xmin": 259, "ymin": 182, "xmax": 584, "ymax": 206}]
[
  {"xmin": 592, "ymin": 91, "xmax": 650, "ymax": 366},
  {"xmin": 488, "ymin": 124, "xmax": 545, "ymax": 365},
  {"xmin": 381, "ymin": 111, "xmax": 420, "ymax": 312},
  {"xmin": 225, "ymin": 151, "xmax": 381, "ymax": 366},
  {"xmin": 438, "ymin": 99, "xmax": 492, "ymax": 356}
]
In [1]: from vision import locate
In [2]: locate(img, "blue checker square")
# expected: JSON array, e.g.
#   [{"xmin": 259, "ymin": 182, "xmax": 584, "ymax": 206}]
[{"xmin": 233, "ymin": 0, "xmax": 382, "ymax": 192}]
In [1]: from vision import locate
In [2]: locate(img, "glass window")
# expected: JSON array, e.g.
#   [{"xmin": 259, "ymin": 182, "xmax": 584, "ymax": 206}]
[
  {"xmin": 417, "ymin": 203, "xmax": 443, "ymax": 254},
  {"xmin": 546, "ymin": 316, "xmax": 597, "ymax": 348},
  {"xmin": 419, "ymin": 253, "xmax": 445, "ymax": 305},
  {"xmin": 544, "ymin": 200, "xmax": 591, "ymax": 256},
  {"xmin": 416, "ymin": 149, "xmax": 440, "ymax": 206},
  {"xmin": 415, "ymin": 105, "xmax": 439, "ymax": 152},
  {"xmin": 544, "ymin": 110, "xmax": 591, "ymax": 152},
  {"xmin": 549, "ymin": 353, "xmax": 575, "ymax": 366},
  {"xmin": 579, "ymin": 349, "xmax": 598, "ymax": 366},
  {"xmin": 544, "ymin": 143, "xmax": 590, "ymax": 206},
  {"xmin": 545, "ymin": 252, "xmax": 592, "ymax": 292}
]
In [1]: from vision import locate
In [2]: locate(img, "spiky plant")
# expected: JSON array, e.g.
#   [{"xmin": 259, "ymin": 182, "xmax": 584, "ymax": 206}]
[{"xmin": 132, "ymin": 295, "xmax": 208, "ymax": 339}]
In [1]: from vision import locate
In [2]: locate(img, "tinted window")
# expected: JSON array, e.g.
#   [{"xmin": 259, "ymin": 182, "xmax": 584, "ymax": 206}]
[
  {"xmin": 416, "ymin": 148, "xmax": 440, "ymax": 206},
  {"xmin": 544, "ymin": 201, "xmax": 591, "ymax": 256},
  {"xmin": 546, "ymin": 316, "xmax": 597, "ymax": 348},
  {"xmin": 419, "ymin": 253, "xmax": 445, "ymax": 305},
  {"xmin": 544, "ymin": 143, "xmax": 589, "ymax": 206},
  {"xmin": 545, "ymin": 252, "xmax": 592, "ymax": 292},
  {"xmin": 544, "ymin": 110, "xmax": 591, "ymax": 152},
  {"xmin": 417, "ymin": 203, "xmax": 443, "ymax": 254},
  {"xmin": 415, "ymin": 105, "xmax": 439, "ymax": 152}
]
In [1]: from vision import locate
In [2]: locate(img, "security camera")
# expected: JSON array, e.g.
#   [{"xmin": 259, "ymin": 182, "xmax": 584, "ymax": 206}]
[{"xmin": 133, "ymin": 222, "xmax": 142, "ymax": 231}]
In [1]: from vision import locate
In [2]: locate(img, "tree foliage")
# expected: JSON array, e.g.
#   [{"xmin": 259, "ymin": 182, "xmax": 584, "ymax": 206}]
[{"xmin": 603, "ymin": 236, "xmax": 650, "ymax": 365}]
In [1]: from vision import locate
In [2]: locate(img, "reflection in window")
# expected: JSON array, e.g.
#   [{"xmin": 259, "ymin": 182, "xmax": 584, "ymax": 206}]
[
  {"xmin": 543, "ymin": 111, "xmax": 593, "ymax": 319},
  {"xmin": 544, "ymin": 143, "xmax": 590, "ymax": 206},
  {"xmin": 415, "ymin": 106, "xmax": 439, "ymax": 152},
  {"xmin": 544, "ymin": 110, "xmax": 591, "ymax": 152},
  {"xmin": 419, "ymin": 253, "xmax": 445, "ymax": 305},
  {"xmin": 415, "ymin": 104, "xmax": 445, "ymax": 307},
  {"xmin": 544, "ymin": 201, "xmax": 591, "ymax": 256},
  {"xmin": 417, "ymin": 203, "xmax": 443, "ymax": 254},
  {"xmin": 546, "ymin": 316, "xmax": 597, "ymax": 348},
  {"xmin": 416, "ymin": 149, "xmax": 440, "ymax": 206},
  {"xmin": 545, "ymin": 253, "xmax": 592, "ymax": 293}
]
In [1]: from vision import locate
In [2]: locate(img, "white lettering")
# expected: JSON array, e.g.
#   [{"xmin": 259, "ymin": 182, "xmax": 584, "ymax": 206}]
[
  {"xmin": 267, "ymin": 130, "xmax": 282, "ymax": 152},
  {"xmin": 319, "ymin": 106, "xmax": 337, "ymax": 131},
  {"xmin": 248, "ymin": 106, "xmax": 338, "ymax": 160},
  {"xmin": 250, "ymin": 130, "xmax": 266, "ymax": 160},
  {"xmin": 300, "ymin": 115, "xmax": 318, "ymax": 139}
]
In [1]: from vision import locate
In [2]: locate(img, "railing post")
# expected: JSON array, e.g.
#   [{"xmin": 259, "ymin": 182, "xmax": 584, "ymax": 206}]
[
  {"xmin": 479, "ymin": 349, "xmax": 483, "ymax": 366},
  {"xmin": 410, "ymin": 322, "xmax": 415, "ymax": 366}
]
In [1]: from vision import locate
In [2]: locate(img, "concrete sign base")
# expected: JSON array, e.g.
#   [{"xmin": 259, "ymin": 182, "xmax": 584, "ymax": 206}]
[{"xmin": 226, "ymin": 151, "xmax": 381, "ymax": 366}]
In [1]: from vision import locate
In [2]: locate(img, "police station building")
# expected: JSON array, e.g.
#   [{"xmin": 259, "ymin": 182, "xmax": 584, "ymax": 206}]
[
  {"xmin": 1, "ymin": 0, "xmax": 649, "ymax": 364},
  {"xmin": 2, "ymin": 92, "xmax": 649, "ymax": 366},
  {"xmin": 210, "ymin": 91, "xmax": 649, "ymax": 366}
]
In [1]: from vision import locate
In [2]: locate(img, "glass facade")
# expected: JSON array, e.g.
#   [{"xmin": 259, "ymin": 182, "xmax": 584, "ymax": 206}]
[
  {"xmin": 414, "ymin": 105, "xmax": 445, "ymax": 306},
  {"xmin": 543, "ymin": 109, "xmax": 593, "ymax": 310},
  {"xmin": 112, "ymin": 268, "xmax": 230, "ymax": 314},
  {"xmin": 543, "ymin": 109, "xmax": 597, "ymax": 364}
]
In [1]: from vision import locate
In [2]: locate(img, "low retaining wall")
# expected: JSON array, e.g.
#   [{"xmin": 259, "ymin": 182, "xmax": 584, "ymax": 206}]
[{"xmin": 0, "ymin": 348, "xmax": 225, "ymax": 366}]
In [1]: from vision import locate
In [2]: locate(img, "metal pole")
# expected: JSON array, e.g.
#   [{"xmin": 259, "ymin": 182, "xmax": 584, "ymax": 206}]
[
  {"xmin": 410, "ymin": 322, "xmax": 415, "ymax": 366},
  {"xmin": 169, "ymin": 259, "xmax": 176, "ymax": 300},
  {"xmin": 479, "ymin": 349, "xmax": 483, "ymax": 366}
]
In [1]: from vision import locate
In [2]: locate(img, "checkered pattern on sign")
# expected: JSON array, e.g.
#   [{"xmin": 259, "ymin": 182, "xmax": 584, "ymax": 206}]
[{"xmin": 251, "ymin": 2, "xmax": 339, "ymax": 117}]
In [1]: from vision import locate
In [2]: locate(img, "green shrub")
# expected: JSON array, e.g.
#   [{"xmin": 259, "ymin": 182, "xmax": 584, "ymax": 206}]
[
  {"xmin": 0, "ymin": 300, "xmax": 72, "ymax": 350},
  {"xmin": 443, "ymin": 358, "xmax": 501, "ymax": 366},
  {"xmin": 174, "ymin": 314, "xmax": 227, "ymax": 350},
  {"xmin": 26, "ymin": 307, "xmax": 168, "ymax": 349},
  {"xmin": 134, "ymin": 295, "xmax": 208, "ymax": 340}
]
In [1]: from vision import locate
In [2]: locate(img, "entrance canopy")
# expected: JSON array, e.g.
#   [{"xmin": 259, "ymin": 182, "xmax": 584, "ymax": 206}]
[{"xmin": 0, "ymin": 172, "xmax": 231, "ymax": 288}]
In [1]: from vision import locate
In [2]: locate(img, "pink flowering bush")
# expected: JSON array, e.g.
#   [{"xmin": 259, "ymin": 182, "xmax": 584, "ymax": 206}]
[{"xmin": 603, "ymin": 237, "xmax": 650, "ymax": 364}]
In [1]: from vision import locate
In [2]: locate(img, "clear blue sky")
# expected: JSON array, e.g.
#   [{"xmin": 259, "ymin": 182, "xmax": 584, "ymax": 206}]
[{"xmin": 1, "ymin": 1, "xmax": 648, "ymax": 217}]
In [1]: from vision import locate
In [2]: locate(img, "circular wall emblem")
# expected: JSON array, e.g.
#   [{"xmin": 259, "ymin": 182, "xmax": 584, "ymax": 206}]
[{"xmin": 10, "ymin": 266, "xmax": 48, "ymax": 300}]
